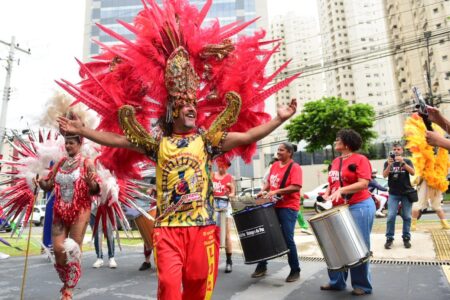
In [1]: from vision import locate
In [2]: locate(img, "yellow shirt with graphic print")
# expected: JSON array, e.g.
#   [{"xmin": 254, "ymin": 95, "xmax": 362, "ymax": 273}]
[{"xmin": 154, "ymin": 131, "xmax": 225, "ymax": 227}]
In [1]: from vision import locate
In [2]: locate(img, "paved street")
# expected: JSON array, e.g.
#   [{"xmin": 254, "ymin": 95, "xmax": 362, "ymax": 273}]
[{"xmin": 1, "ymin": 246, "xmax": 450, "ymax": 300}]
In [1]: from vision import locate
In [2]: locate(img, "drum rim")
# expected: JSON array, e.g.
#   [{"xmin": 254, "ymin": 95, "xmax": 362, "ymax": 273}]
[
  {"xmin": 326, "ymin": 252, "xmax": 371, "ymax": 271},
  {"xmin": 231, "ymin": 202, "xmax": 275, "ymax": 216},
  {"xmin": 243, "ymin": 249, "xmax": 290, "ymax": 264},
  {"xmin": 308, "ymin": 204, "xmax": 349, "ymax": 221}
]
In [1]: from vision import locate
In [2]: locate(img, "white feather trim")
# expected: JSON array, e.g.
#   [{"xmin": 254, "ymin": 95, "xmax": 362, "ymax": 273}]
[
  {"xmin": 95, "ymin": 162, "xmax": 119, "ymax": 205},
  {"xmin": 63, "ymin": 238, "xmax": 81, "ymax": 263}
]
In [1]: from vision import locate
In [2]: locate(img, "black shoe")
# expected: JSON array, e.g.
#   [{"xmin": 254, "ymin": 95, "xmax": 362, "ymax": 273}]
[
  {"xmin": 225, "ymin": 262, "xmax": 232, "ymax": 273},
  {"xmin": 403, "ymin": 239, "xmax": 411, "ymax": 249},
  {"xmin": 286, "ymin": 270, "xmax": 300, "ymax": 282},
  {"xmin": 251, "ymin": 264, "xmax": 267, "ymax": 278},
  {"xmin": 139, "ymin": 262, "xmax": 151, "ymax": 271},
  {"xmin": 384, "ymin": 239, "xmax": 393, "ymax": 249}
]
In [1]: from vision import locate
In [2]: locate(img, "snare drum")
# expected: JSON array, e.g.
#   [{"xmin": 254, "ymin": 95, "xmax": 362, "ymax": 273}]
[
  {"xmin": 232, "ymin": 202, "xmax": 288, "ymax": 264},
  {"xmin": 309, "ymin": 205, "xmax": 370, "ymax": 271},
  {"xmin": 134, "ymin": 209, "xmax": 157, "ymax": 249}
]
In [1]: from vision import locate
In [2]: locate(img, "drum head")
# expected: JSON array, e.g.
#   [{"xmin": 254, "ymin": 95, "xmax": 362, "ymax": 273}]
[{"xmin": 308, "ymin": 204, "xmax": 349, "ymax": 222}]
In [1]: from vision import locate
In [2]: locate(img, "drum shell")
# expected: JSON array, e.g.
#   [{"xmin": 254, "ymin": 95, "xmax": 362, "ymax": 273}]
[
  {"xmin": 134, "ymin": 209, "xmax": 156, "ymax": 249},
  {"xmin": 232, "ymin": 203, "xmax": 289, "ymax": 264},
  {"xmin": 309, "ymin": 205, "xmax": 370, "ymax": 271}
]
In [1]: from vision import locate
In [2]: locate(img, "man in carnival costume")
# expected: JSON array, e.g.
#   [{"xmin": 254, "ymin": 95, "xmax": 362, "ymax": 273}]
[{"xmin": 57, "ymin": 1, "xmax": 300, "ymax": 298}]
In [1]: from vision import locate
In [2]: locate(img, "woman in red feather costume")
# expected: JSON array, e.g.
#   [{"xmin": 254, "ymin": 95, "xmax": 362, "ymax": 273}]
[{"xmin": 36, "ymin": 125, "xmax": 100, "ymax": 300}]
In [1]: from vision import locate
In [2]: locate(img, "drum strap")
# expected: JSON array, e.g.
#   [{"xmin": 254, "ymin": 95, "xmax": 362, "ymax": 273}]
[{"xmin": 276, "ymin": 162, "xmax": 294, "ymax": 199}]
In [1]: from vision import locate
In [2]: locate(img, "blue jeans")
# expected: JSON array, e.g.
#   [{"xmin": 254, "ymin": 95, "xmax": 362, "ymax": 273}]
[
  {"xmin": 328, "ymin": 198, "xmax": 375, "ymax": 293},
  {"xmin": 90, "ymin": 214, "xmax": 115, "ymax": 259},
  {"xmin": 257, "ymin": 208, "xmax": 300, "ymax": 272},
  {"xmin": 386, "ymin": 194, "xmax": 412, "ymax": 240},
  {"xmin": 42, "ymin": 194, "xmax": 55, "ymax": 248}
]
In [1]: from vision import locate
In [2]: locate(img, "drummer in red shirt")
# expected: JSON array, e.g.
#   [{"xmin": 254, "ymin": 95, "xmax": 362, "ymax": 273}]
[
  {"xmin": 252, "ymin": 142, "xmax": 302, "ymax": 282},
  {"xmin": 320, "ymin": 129, "xmax": 375, "ymax": 296},
  {"xmin": 213, "ymin": 160, "xmax": 236, "ymax": 273}
]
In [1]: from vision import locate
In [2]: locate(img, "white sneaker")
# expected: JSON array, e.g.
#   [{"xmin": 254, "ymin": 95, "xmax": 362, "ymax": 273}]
[
  {"xmin": 0, "ymin": 252, "xmax": 10, "ymax": 260},
  {"xmin": 92, "ymin": 258, "xmax": 104, "ymax": 268},
  {"xmin": 109, "ymin": 257, "xmax": 117, "ymax": 269},
  {"xmin": 376, "ymin": 211, "xmax": 386, "ymax": 217}
]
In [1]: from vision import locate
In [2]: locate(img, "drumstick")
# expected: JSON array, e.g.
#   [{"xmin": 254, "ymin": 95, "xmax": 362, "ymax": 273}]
[{"xmin": 127, "ymin": 199, "xmax": 155, "ymax": 221}]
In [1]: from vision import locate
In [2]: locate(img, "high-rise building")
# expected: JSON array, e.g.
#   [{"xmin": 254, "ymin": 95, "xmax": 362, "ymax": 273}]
[
  {"xmin": 317, "ymin": 0, "xmax": 403, "ymax": 141},
  {"xmin": 384, "ymin": 0, "xmax": 450, "ymax": 117},
  {"xmin": 269, "ymin": 13, "xmax": 325, "ymax": 110},
  {"xmin": 83, "ymin": 0, "xmax": 268, "ymax": 60}
]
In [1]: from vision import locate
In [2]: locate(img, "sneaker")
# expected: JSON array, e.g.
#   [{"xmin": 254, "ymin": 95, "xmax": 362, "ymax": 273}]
[
  {"xmin": 384, "ymin": 239, "xmax": 393, "ymax": 249},
  {"xmin": 139, "ymin": 262, "xmax": 151, "ymax": 271},
  {"xmin": 251, "ymin": 264, "xmax": 267, "ymax": 278},
  {"xmin": 285, "ymin": 270, "xmax": 300, "ymax": 282},
  {"xmin": 109, "ymin": 257, "xmax": 117, "ymax": 269},
  {"xmin": 403, "ymin": 239, "xmax": 411, "ymax": 249},
  {"xmin": 225, "ymin": 262, "xmax": 232, "ymax": 273},
  {"xmin": 92, "ymin": 258, "xmax": 104, "ymax": 268},
  {"xmin": 0, "ymin": 252, "xmax": 10, "ymax": 260},
  {"xmin": 375, "ymin": 211, "xmax": 385, "ymax": 217}
]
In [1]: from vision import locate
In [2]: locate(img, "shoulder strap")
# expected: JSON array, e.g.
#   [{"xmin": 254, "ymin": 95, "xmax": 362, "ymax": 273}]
[
  {"xmin": 276, "ymin": 162, "xmax": 294, "ymax": 199},
  {"xmin": 338, "ymin": 157, "xmax": 344, "ymax": 187},
  {"xmin": 280, "ymin": 162, "xmax": 294, "ymax": 190}
]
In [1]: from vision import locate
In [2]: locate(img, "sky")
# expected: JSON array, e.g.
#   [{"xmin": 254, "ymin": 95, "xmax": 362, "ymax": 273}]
[{"xmin": 0, "ymin": 0, "xmax": 317, "ymax": 132}]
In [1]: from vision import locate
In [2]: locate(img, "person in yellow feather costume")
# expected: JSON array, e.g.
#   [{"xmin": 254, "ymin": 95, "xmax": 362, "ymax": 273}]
[{"xmin": 404, "ymin": 112, "xmax": 450, "ymax": 230}]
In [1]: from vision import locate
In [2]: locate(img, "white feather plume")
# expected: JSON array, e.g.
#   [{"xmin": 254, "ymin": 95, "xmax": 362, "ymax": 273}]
[
  {"xmin": 15, "ymin": 136, "xmax": 65, "ymax": 189},
  {"xmin": 95, "ymin": 162, "xmax": 119, "ymax": 206},
  {"xmin": 63, "ymin": 238, "xmax": 81, "ymax": 263}
]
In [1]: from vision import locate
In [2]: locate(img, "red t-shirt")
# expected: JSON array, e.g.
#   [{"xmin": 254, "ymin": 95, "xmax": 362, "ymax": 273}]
[
  {"xmin": 328, "ymin": 153, "xmax": 372, "ymax": 205},
  {"xmin": 268, "ymin": 160, "xmax": 302, "ymax": 210},
  {"xmin": 213, "ymin": 173, "xmax": 233, "ymax": 197}
]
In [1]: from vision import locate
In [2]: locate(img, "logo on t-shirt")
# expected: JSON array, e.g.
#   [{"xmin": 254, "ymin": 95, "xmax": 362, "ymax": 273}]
[
  {"xmin": 269, "ymin": 174, "xmax": 280, "ymax": 188},
  {"xmin": 213, "ymin": 181, "xmax": 226, "ymax": 194},
  {"xmin": 329, "ymin": 170, "xmax": 339, "ymax": 183}
]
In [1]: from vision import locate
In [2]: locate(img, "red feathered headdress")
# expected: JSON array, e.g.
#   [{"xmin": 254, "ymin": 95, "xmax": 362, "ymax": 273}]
[{"xmin": 56, "ymin": 0, "xmax": 300, "ymax": 175}]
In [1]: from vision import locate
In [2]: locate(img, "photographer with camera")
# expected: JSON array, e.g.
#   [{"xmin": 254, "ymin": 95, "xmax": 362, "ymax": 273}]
[{"xmin": 383, "ymin": 143, "xmax": 415, "ymax": 249}]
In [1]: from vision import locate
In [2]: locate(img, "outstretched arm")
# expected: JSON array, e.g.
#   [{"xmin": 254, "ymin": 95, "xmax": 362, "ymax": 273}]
[
  {"xmin": 57, "ymin": 116, "xmax": 145, "ymax": 154},
  {"xmin": 222, "ymin": 99, "xmax": 297, "ymax": 152}
]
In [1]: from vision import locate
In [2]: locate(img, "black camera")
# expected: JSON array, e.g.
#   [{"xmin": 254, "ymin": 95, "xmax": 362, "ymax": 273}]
[{"xmin": 389, "ymin": 152, "xmax": 396, "ymax": 160}]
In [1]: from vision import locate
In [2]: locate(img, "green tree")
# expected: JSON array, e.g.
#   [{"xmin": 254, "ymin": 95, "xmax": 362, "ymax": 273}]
[{"xmin": 285, "ymin": 97, "xmax": 377, "ymax": 158}]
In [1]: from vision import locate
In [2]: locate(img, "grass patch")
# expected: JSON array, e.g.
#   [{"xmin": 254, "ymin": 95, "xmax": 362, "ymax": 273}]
[{"xmin": 0, "ymin": 235, "xmax": 42, "ymax": 257}]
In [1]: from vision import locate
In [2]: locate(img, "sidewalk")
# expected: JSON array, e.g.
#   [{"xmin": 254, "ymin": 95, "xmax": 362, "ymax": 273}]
[{"xmin": 228, "ymin": 221, "xmax": 448, "ymax": 262}]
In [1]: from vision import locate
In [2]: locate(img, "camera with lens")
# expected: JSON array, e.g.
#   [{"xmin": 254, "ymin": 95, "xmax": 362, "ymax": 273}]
[{"xmin": 389, "ymin": 152, "xmax": 396, "ymax": 160}]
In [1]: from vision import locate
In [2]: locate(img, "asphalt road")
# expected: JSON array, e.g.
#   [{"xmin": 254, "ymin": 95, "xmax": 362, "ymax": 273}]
[{"xmin": 1, "ymin": 249, "xmax": 449, "ymax": 300}]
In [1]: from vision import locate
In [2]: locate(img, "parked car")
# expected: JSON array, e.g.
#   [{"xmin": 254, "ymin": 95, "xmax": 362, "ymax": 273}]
[
  {"xmin": 302, "ymin": 183, "xmax": 328, "ymax": 208},
  {"xmin": 8, "ymin": 205, "xmax": 46, "ymax": 227}
]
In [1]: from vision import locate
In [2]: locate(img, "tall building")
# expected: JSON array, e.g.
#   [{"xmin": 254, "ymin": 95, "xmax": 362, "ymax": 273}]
[
  {"xmin": 83, "ymin": 0, "xmax": 268, "ymax": 60},
  {"xmin": 317, "ymin": 0, "xmax": 403, "ymax": 141},
  {"xmin": 384, "ymin": 0, "xmax": 450, "ymax": 117},
  {"xmin": 269, "ymin": 13, "xmax": 325, "ymax": 110}
]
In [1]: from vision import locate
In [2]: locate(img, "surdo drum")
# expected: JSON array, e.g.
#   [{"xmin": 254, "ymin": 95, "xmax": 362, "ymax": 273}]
[{"xmin": 309, "ymin": 205, "xmax": 371, "ymax": 271}]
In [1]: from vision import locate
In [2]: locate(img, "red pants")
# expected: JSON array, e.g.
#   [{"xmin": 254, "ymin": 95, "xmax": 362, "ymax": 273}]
[{"xmin": 153, "ymin": 225, "xmax": 219, "ymax": 300}]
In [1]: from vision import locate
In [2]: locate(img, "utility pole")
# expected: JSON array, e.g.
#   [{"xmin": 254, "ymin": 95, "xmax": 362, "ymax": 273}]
[
  {"xmin": 0, "ymin": 36, "xmax": 31, "ymax": 155},
  {"xmin": 424, "ymin": 31, "xmax": 434, "ymax": 106}
]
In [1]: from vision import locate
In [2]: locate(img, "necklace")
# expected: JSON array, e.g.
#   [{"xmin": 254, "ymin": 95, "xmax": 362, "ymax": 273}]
[
  {"xmin": 341, "ymin": 152, "xmax": 353, "ymax": 159},
  {"xmin": 66, "ymin": 154, "xmax": 80, "ymax": 168}
]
